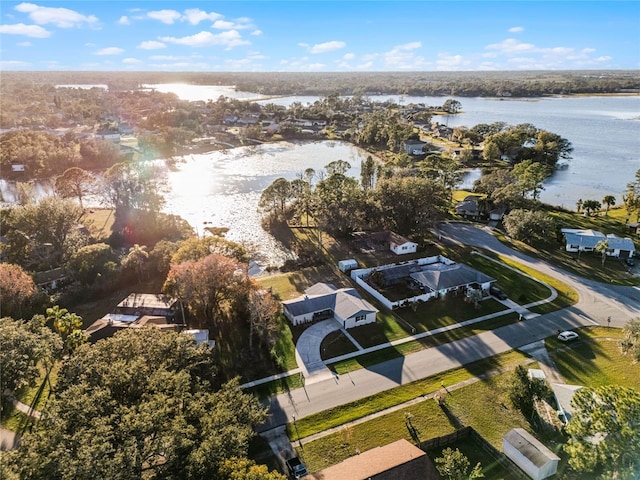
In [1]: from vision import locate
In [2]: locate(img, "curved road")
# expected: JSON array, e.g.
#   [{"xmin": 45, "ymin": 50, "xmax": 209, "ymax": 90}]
[
  {"xmin": 260, "ymin": 223, "xmax": 639, "ymax": 431},
  {"xmin": 438, "ymin": 222, "xmax": 640, "ymax": 324}
]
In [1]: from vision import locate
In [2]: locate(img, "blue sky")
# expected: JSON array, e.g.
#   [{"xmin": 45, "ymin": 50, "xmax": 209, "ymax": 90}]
[{"xmin": 1, "ymin": 1, "xmax": 638, "ymax": 71}]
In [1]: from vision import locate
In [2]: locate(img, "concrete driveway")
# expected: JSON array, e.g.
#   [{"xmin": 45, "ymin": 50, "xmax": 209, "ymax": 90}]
[{"xmin": 295, "ymin": 319, "xmax": 341, "ymax": 384}]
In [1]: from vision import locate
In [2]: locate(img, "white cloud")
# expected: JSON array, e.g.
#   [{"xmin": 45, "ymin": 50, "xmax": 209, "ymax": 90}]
[
  {"xmin": 147, "ymin": 9, "xmax": 181, "ymax": 24},
  {"xmin": 0, "ymin": 23, "xmax": 50, "ymax": 37},
  {"xmin": 343, "ymin": 53, "xmax": 355, "ymax": 60},
  {"xmin": 384, "ymin": 42, "xmax": 428, "ymax": 69},
  {"xmin": 147, "ymin": 61, "xmax": 209, "ymax": 70},
  {"xmin": 251, "ymin": 29, "xmax": 262, "ymax": 36},
  {"xmin": 123, "ymin": 57, "xmax": 142, "ymax": 64},
  {"xmin": 486, "ymin": 38, "xmax": 536, "ymax": 54},
  {"xmin": 182, "ymin": 8, "xmax": 221, "ymax": 25},
  {"xmin": 84, "ymin": 42, "xmax": 95, "ymax": 47},
  {"xmin": 0, "ymin": 60, "xmax": 32, "ymax": 68},
  {"xmin": 18, "ymin": 41, "xmax": 32, "ymax": 46},
  {"xmin": 15, "ymin": 2, "xmax": 98, "ymax": 28},
  {"xmin": 160, "ymin": 30, "xmax": 249, "ymax": 49},
  {"xmin": 596, "ymin": 56, "xmax": 612, "ymax": 62},
  {"xmin": 138, "ymin": 40, "xmax": 166, "ymax": 50},
  {"xmin": 212, "ymin": 20, "xmax": 236, "ymax": 30},
  {"xmin": 357, "ymin": 61, "xmax": 374, "ymax": 70},
  {"xmin": 307, "ymin": 41, "xmax": 346, "ymax": 54},
  {"xmin": 118, "ymin": 16, "xmax": 130, "ymax": 25},
  {"xmin": 508, "ymin": 26, "xmax": 524, "ymax": 33},
  {"xmin": 94, "ymin": 47, "xmax": 124, "ymax": 55},
  {"xmin": 436, "ymin": 53, "xmax": 470, "ymax": 70}
]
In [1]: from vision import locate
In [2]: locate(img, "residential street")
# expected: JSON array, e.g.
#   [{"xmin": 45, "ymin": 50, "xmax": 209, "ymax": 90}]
[{"xmin": 260, "ymin": 223, "xmax": 639, "ymax": 432}]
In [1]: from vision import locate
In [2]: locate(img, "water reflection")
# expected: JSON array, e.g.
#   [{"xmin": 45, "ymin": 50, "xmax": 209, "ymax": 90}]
[{"xmin": 163, "ymin": 141, "xmax": 367, "ymax": 272}]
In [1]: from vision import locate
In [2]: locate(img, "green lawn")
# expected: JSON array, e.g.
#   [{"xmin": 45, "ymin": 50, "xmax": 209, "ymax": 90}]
[
  {"xmin": 547, "ymin": 327, "xmax": 640, "ymax": 390},
  {"xmin": 494, "ymin": 253, "xmax": 579, "ymax": 313},
  {"xmin": 495, "ymin": 206, "xmax": 639, "ymax": 286},
  {"xmin": 299, "ymin": 353, "xmax": 535, "ymax": 475},
  {"xmin": 426, "ymin": 439, "xmax": 514, "ymax": 480},
  {"xmin": 328, "ymin": 313, "xmax": 520, "ymax": 376},
  {"xmin": 290, "ymin": 350, "xmax": 531, "ymax": 440}
]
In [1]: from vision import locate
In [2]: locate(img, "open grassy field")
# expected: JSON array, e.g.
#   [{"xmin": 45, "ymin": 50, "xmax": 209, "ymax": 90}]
[
  {"xmin": 299, "ymin": 351, "xmax": 535, "ymax": 475},
  {"xmin": 546, "ymin": 327, "xmax": 639, "ymax": 390}
]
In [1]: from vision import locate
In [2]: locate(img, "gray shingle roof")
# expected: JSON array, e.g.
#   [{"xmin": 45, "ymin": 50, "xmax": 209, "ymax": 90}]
[
  {"xmin": 410, "ymin": 263, "xmax": 494, "ymax": 291},
  {"xmin": 282, "ymin": 283, "xmax": 378, "ymax": 320},
  {"xmin": 504, "ymin": 428, "xmax": 560, "ymax": 467}
]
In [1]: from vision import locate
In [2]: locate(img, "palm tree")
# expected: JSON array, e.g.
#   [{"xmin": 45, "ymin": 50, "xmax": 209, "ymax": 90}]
[
  {"xmin": 123, "ymin": 244, "xmax": 149, "ymax": 283},
  {"xmin": 602, "ymin": 195, "xmax": 616, "ymax": 215},
  {"xmin": 595, "ymin": 239, "xmax": 609, "ymax": 266}
]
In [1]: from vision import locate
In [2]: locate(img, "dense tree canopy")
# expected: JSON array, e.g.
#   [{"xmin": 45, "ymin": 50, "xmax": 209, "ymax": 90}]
[
  {"xmin": 565, "ymin": 385, "xmax": 640, "ymax": 479},
  {"xmin": 0, "ymin": 316, "xmax": 61, "ymax": 402},
  {"xmin": 3, "ymin": 328, "xmax": 270, "ymax": 480},
  {"xmin": 0, "ymin": 263, "xmax": 37, "ymax": 319},
  {"xmin": 483, "ymin": 123, "xmax": 573, "ymax": 170},
  {"xmin": 502, "ymin": 209, "xmax": 556, "ymax": 243},
  {"xmin": 164, "ymin": 253, "xmax": 250, "ymax": 328}
]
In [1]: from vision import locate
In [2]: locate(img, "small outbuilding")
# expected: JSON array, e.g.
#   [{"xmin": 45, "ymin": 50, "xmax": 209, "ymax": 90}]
[
  {"xmin": 503, "ymin": 428, "xmax": 560, "ymax": 480},
  {"xmin": 338, "ymin": 258, "xmax": 359, "ymax": 273}
]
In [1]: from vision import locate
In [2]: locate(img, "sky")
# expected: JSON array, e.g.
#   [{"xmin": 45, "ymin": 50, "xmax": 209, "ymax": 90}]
[{"xmin": 1, "ymin": 1, "xmax": 639, "ymax": 72}]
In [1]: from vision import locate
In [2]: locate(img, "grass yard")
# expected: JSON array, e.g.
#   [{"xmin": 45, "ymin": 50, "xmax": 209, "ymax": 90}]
[
  {"xmin": 426, "ymin": 438, "xmax": 514, "ymax": 480},
  {"xmin": 495, "ymin": 206, "xmax": 639, "ymax": 286},
  {"xmin": 493, "ymin": 253, "xmax": 579, "ymax": 314},
  {"xmin": 80, "ymin": 207, "xmax": 115, "ymax": 241},
  {"xmin": 546, "ymin": 327, "xmax": 640, "ymax": 390},
  {"xmin": 299, "ymin": 354, "xmax": 535, "ymax": 475},
  {"xmin": 290, "ymin": 350, "xmax": 532, "ymax": 440},
  {"xmin": 328, "ymin": 313, "xmax": 520, "ymax": 375},
  {"xmin": 300, "ymin": 396, "xmax": 454, "ymax": 472},
  {"xmin": 463, "ymin": 253, "xmax": 552, "ymax": 305}
]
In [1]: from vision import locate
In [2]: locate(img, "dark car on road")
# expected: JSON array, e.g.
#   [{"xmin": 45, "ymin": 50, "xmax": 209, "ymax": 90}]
[{"xmin": 490, "ymin": 286, "xmax": 508, "ymax": 300}]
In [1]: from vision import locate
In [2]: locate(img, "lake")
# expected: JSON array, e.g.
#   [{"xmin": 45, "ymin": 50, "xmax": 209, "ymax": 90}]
[
  {"xmin": 145, "ymin": 84, "xmax": 639, "ymax": 210},
  {"xmin": 163, "ymin": 140, "xmax": 367, "ymax": 272}
]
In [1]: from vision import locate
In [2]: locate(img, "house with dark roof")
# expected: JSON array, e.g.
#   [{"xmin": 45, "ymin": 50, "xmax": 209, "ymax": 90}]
[
  {"xmin": 409, "ymin": 263, "xmax": 495, "ymax": 295},
  {"xmin": 304, "ymin": 439, "xmax": 440, "ymax": 480},
  {"xmin": 282, "ymin": 283, "xmax": 378, "ymax": 329}
]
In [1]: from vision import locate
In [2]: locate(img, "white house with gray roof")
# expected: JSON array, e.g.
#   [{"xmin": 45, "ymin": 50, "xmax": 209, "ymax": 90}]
[
  {"xmin": 562, "ymin": 228, "xmax": 636, "ymax": 259},
  {"xmin": 503, "ymin": 428, "xmax": 560, "ymax": 480},
  {"xmin": 282, "ymin": 283, "xmax": 378, "ymax": 329}
]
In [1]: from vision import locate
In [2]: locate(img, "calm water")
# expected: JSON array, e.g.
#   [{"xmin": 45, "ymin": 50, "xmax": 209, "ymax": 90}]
[
  {"xmin": 164, "ymin": 141, "xmax": 367, "ymax": 271},
  {"xmin": 258, "ymin": 93, "xmax": 640, "ymax": 209}
]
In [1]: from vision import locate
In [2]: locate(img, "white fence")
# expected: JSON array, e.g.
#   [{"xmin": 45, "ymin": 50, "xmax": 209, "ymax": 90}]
[{"xmin": 350, "ymin": 256, "xmax": 453, "ymax": 310}]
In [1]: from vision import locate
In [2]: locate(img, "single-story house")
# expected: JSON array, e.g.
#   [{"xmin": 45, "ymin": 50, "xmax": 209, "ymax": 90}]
[
  {"xmin": 561, "ymin": 228, "xmax": 636, "ymax": 258},
  {"xmin": 282, "ymin": 282, "xmax": 378, "ymax": 329},
  {"xmin": 34, "ymin": 267, "xmax": 69, "ymax": 291},
  {"xmin": 551, "ymin": 383, "xmax": 584, "ymax": 425},
  {"xmin": 403, "ymin": 139, "xmax": 428, "ymax": 156},
  {"xmin": 455, "ymin": 195, "xmax": 482, "ymax": 219},
  {"xmin": 114, "ymin": 293, "xmax": 181, "ymax": 320},
  {"xmin": 304, "ymin": 439, "xmax": 440, "ymax": 480},
  {"xmin": 85, "ymin": 314, "xmax": 179, "ymax": 343},
  {"xmin": 409, "ymin": 263, "xmax": 495, "ymax": 296},
  {"xmin": 388, "ymin": 232, "xmax": 418, "ymax": 255},
  {"xmin": 503, "ymin": 428, "xmax": 560, "ymax": 480},
  {"xmin": 95, "ymin": 130, "xmax": 120, "ymax": 142},
  {"xmin": 366, "ymin": 231, "xmax": 418, "ymax": 255}
]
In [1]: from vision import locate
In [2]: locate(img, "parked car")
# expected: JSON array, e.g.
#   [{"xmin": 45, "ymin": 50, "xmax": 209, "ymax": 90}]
[
  {"xmin": 286, "ymin": 456, "xmax": 308, "ymax": 479},
  {"xmin": 490, "ymin": 286, "xmax": 508, "ymax": 300},
  {"xmin": 558, "ymin": 331, "xmax": 579, "ymax": 342}
]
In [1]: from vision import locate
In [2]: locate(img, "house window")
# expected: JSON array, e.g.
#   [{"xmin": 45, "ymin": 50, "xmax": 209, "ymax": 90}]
[
  {"xmin": 355, "ymin": 314, "xmax": 367, "ymax": 322},
  {"xmin": 402, "ymin": 246, "xmax": 407, "ymax": 250}
]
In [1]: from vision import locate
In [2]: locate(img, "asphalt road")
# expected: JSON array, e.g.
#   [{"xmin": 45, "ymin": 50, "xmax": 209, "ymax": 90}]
[{"xmin": 260, "ymin": 223, "xmax": 640, "ymax": 432}]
